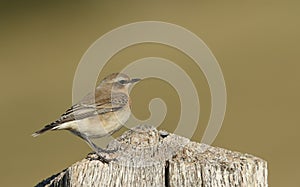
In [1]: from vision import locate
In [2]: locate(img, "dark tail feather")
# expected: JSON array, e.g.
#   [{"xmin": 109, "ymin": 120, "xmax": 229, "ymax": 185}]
[{"xmin": 32, "ymin": 122, "xmax": 58, "ymax": 137}]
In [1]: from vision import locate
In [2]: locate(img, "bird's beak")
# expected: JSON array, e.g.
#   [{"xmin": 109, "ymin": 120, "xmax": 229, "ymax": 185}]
[{"xmin": 130, "ymin": 78, "xmax": 141, "ymax": 83}]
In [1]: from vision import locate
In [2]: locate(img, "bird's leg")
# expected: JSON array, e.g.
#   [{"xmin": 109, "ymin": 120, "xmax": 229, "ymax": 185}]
[
  {"xmin": 72, "ymin": 130, "xmax": 118, "ymax": 153},
  {"xmin": 85, "ymin": 137, "xmax": 118, "ymax": 153},
  {"xmin": 83, "ymin": 137, "xmax": 117, "ymax": 162}
]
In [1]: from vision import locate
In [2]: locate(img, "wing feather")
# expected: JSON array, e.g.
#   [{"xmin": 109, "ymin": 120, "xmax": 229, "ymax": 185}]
[{"xmin": 55, "ymin": 92, "xmax": 128, "ymax": 124}]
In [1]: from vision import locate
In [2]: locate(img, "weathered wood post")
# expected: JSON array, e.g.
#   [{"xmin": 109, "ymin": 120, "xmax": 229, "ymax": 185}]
[{"xmin": 35, "ymin": 125, "xmax": 268, "ymax": 187}]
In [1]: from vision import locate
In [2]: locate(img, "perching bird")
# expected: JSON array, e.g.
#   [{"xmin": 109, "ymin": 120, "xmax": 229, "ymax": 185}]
[{"xmin": 32, "ymin": 73, "xmax": 140, "ymax": 161}]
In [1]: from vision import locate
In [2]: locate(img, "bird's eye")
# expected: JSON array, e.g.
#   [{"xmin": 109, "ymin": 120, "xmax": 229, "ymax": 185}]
[{"xmin": 118, "ymin": 80, "xmax": 127, "ymax": 84}]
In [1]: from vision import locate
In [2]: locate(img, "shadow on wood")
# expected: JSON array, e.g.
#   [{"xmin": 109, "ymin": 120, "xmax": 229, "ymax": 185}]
[{"xmin": 35, "ymin": 125, "xmax": 268, "ymax": 187}]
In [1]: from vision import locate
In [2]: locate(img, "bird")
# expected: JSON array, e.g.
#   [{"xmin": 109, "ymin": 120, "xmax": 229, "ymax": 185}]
[{"xmin": 32, "ymin": 73, "xmax": 141, "ymax": 161}]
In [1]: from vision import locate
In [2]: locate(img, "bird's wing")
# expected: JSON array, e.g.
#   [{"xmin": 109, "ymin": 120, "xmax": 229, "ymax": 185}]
[
  {"xmin": 55, "ymin": 92, "xmax": 129, "ymax": 124},
  {"xmin": 95, "ymin": 92, "xmax": 129, "ymax": 114}
]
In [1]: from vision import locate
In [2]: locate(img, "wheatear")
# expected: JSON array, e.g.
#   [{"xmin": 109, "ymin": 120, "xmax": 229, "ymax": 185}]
[{"xmin": 33, "ymin": 73, "xmax": 140, "ymax": 161}]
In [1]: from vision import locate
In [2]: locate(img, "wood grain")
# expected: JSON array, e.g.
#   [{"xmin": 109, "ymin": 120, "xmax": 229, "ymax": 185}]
[{"xmin": 35, "ymin": 125, "xmax": 268, "ymax": 187}]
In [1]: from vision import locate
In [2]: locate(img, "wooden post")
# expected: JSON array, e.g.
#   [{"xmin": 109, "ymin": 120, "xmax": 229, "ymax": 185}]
[{"xmin": 35, "ymin": 125, "xmax": 268, "ymax": 187}]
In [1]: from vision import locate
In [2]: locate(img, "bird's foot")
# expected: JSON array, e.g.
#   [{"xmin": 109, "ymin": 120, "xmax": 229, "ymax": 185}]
[
  {"xmin": 93, "ymin": 147, "xmax": 118, "ymax": 163},
  {"xmin": 98, "ymin": 155, "xmax": 117, "ymax": 163},
  {"xmin": 87, "ymin": 151, "xmax": 117, "ymax": 163},
  {"xmin": 93, "ymin": 151, "xmax": 117, "ymax": 163},
  {"xmin": 84, "ymin": 137, "xmax": 119, "ymax": 163}
]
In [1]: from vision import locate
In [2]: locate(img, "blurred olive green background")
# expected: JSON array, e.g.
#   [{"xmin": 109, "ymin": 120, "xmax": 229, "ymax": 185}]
[{"xmin": 1, "ymin": 1, "xmax": 299, "ymax": 186}]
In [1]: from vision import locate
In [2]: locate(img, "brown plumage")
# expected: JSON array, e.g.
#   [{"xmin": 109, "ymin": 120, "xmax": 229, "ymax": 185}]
[{"xmin": 32, "ymin": 73, "xmax": 140, "ymax": 161}]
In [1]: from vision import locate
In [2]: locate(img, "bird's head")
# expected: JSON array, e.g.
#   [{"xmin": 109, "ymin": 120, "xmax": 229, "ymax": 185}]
[{"xmin": 99, "ymin": 73, "xmax": 141, "ymax": 91}]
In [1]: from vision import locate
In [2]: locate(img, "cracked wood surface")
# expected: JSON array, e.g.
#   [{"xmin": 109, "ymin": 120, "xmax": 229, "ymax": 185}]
[{"xmin": 35, "ymin": 125, "xmax": 268, "ymax": 187}]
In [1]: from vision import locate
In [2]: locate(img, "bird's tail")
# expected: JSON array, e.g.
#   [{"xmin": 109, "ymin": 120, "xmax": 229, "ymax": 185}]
[{"xmin": 32, "ymin": 122, "xmax": 58, "ymax": 137}]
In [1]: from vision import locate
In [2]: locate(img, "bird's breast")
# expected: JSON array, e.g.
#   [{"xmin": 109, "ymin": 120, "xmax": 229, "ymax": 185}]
[{"xmin": 71, "ymin": 106, "xmax": 131, "ymax": 138}]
